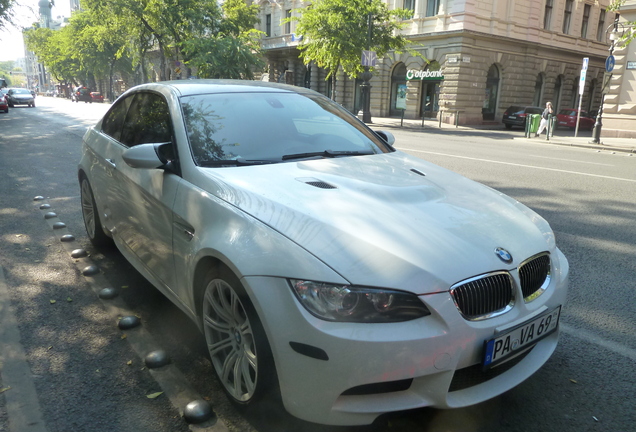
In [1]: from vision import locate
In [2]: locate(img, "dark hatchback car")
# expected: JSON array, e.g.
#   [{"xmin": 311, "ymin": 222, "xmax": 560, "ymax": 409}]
[
  {"xmin": 502, "ymin": 106, "xmax": 543, "ymax": 129},
  {"xmin": 72, "ymin": 86, "xmax": 93, "ymax": 103}
]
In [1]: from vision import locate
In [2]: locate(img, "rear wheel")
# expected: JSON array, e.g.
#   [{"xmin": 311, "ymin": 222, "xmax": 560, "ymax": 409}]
[
  {"xmin": 80, "ymin": 176, "xmax": 112, "ymax": 247},
  {"xmin": 201, "ymin": 269, "xmax": 277, "ymax": 406}
]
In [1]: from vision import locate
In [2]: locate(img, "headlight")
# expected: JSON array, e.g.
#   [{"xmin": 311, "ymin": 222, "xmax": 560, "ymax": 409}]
[{"xmin": 289, "ymin": 280, "xmax": 430, "ymax": 323}]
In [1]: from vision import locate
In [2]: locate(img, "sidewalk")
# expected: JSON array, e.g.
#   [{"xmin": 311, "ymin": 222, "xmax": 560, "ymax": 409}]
[{"xmin": 367, "ymin": 116, "xmax": 636, "ymax": 154}]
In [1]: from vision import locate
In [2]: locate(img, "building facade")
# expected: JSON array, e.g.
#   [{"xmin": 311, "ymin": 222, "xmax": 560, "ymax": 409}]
[
  {"xmin": 601, "ymin": 0, "xmax": 636, "ymax": 138},
  {"xmin": 256, "ymin": 0, "xmax": 614, "ymax": 126}
]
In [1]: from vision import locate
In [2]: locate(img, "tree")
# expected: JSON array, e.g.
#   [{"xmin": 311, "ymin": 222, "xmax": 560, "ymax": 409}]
[
  {"xmin": 292, "ymin": 0, "xmax": 418, "ymax": 99},
  {"xmin": 181, "ymin": 0, "xmax": 264, "ymax": 79},
  {"xmin": 0, "ymin": 0, "xmax": 17, "ymax": 32}
]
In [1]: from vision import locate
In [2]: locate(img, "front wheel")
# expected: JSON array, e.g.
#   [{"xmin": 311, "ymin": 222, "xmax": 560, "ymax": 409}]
[
  {"xmin": 201, "ymin": 269, "xmax": 276, "ymax": 405},
  {"xmin": 80, "ymin": 176, "xmax": 112, "ymax": 247}
]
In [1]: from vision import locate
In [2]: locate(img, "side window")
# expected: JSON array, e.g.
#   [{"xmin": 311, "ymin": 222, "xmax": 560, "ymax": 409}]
[
  {"xmin": 101, "ymin": 95, "xmax": 133, "ymax": 142},
  {"xmin": 120, "ymin": 92, "xmax": 173, "ymax": 147}
]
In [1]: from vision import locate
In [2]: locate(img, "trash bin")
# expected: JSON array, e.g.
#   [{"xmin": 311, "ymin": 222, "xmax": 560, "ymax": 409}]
[{"xmin": 527, "ymin": 114, "xmax": 541, "ymax": 134}]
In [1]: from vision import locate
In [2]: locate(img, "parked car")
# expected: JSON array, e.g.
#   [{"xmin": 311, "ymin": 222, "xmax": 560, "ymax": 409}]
[
  {"xmin": 90, "ymin": 91, "xmax": 104, "ymax": 103},
  {"xmin": 5, "ymin": 88, "xmax": 36, "ymax": 107},
  {"xmin": 72, "ymin": 86, "xmax": 92, "ymax": 103},
  {"xmin": 0, "ymin": 93, "xmax": 8, "ymax": 113},
  {"xmin": 502, "ymin": 105, "xmax": 543, "ymax": 129},
  {"xmin": 556, "ymin": 108, "xmax": 595, "ymax": 130},
  {"xmin": 78, "ymin": 80, "xmax": 569, "ymax": 426}
]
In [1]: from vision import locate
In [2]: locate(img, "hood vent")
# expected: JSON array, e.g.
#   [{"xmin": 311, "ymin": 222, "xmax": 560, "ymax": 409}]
[
  {"xmin": 410, "ymin": 168, "xmax": 426, "ymax": 177},
  {"xmin": 297, "ymin": 177, "xmax": 337, "ymax": 189}
]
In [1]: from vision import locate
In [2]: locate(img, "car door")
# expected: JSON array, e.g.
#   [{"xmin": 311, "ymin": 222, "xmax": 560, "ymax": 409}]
[{"xmin": 107, "ymin": 91, "xmax": 182, "ymax": 294}]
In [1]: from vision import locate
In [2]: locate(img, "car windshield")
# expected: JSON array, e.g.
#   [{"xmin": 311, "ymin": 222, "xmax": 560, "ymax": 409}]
[
  {"xmin": 11, "ymin": 89, "xmax": 31, "ymax": 95},
  {"xmin": 181, "ymin": 92, "xmax": 391, "ymax": 166}
]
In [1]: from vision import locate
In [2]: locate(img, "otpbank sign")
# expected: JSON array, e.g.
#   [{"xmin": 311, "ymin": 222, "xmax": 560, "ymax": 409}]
[{"xmin": 406, "ymin": 70, "xmax": 444, "ymax": 81}]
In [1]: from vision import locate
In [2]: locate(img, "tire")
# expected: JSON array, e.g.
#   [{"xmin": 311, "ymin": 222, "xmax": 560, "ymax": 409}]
[
  {"xmin": 80, "ymin": 176, "xmax": 112, "ymax": 247},
  {"xmin": 201, "ymin": 268, "xmax": 277, "ymax": 406}
]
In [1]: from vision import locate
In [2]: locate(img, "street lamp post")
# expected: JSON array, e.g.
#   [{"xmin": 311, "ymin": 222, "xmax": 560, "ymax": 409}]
[
  {"xmin": 590, "ymin": 18, "xmax": 622, "ymax": 144},
  {"xmin": 361, "ymin": 12, "xmax": 373, "ymax": 124}
]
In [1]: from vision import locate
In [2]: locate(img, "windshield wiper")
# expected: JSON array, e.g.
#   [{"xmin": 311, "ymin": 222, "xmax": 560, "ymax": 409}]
[
  {"xmin": 199, "ymin": 158, "xmax": 277, "ymax": 167},
  {"xmin": 282, "ymin": 149, "xmax": 374, "ymax": 161}
]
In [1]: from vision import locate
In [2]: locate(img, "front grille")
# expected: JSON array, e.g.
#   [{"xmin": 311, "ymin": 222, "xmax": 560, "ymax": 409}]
[
  {"xmin": 519, "ymin": 253, "xmax": 551, "ymax": 301},
  {"xmin": 450, "ymin": 272, "xmax": 514, "ymax": 320}
]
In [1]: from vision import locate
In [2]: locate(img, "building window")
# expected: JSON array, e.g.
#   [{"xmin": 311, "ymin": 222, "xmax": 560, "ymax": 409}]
[
  {"xmin": 581, "ymin": 4, "xmax": 591, "ymax": 38},
  {"xmin": 544, "ymin": 0, "xmax": 553, "ymax": 30},
  {"xmin": 266, "ymin": 14, "xmax": 272, "ymax": 37},
  {"xmin": 562, "ymin": 0, "xmax": 573, "ymax": 34},
  {"xmin": 597, "ymin": 9, "xmax": 606, "ymax": 41},
  {"xmin": 285, "ymin": 9, "xmax": 292, "ymax": 35},
  {"xmin": 405, "ymin": 0, "xmax": 415, "ymax": 11},
  {"xmin": 426, "ymin": 0, "xmax": 440, "ymax": 17}
]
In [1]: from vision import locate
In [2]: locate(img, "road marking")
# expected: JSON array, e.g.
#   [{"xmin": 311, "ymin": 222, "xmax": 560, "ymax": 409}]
[
  {"xmin": 398, "ymin": 148, "xmax": 636, "ymax": 183},
  {"xmin": 0, "ymin": 266, "xmax": 49, "ymax": 432},
  {"xmin": 529, "ymin": 154, "xmax": 615, "ymax": 166},
  {"xmin": 561, "ymin": 323, "xmax": 636, "ymax": 362}
]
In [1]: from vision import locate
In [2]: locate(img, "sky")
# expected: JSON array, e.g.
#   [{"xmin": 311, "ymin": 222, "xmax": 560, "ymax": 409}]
[{"xmin": 0, "ymin": 0, "xmax": 71, "ymax": 62}]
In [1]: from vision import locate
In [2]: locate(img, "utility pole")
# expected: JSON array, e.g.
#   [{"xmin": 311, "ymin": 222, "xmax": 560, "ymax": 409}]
[
  {"xmin": 360, "ymin": 12, "xmax": 373, "ymax": 123},
  {"xmin": 591, "ymin": 18, "xmax": 621, "ymax": 144}
]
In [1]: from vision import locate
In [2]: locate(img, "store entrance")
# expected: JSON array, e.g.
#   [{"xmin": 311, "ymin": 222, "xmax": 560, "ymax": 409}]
[{"xmin": 420, "ymin": 82, "xmax": 440, "ymax": 118}]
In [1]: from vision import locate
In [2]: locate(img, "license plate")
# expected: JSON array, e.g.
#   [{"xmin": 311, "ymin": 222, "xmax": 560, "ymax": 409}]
[
  {"xmin": 483, "ymin": 306, "xmax": 561, "ymax": 369},
  {"xmin": 508, "ymin": 116, "xmax": 516, "ymax": 120}
]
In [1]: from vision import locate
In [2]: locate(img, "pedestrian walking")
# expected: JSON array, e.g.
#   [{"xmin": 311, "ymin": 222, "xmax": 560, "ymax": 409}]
[{"xmin": 536, "ymin": 102, "xmax": 553, "ymax": 137}]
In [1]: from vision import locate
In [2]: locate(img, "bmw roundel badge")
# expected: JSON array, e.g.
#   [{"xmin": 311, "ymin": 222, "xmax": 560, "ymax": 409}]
[{"xmin": 495, "ymin": 247, "xmax": 513, "ymax": 264}]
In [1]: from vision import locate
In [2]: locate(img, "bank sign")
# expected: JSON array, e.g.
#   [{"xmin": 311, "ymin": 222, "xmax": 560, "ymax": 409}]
[{"xmin": 406, "ymin": 70, "xmax": 444, "ymax": 81}]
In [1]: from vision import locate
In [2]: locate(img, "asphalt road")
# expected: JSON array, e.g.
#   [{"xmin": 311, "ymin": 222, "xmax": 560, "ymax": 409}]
[{"xmin": 0, "ymin": 96, "xmax": 634, "ymax": 432}]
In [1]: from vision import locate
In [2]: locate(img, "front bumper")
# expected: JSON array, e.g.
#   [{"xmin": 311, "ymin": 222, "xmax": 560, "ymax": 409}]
[{"xmin": 243, "ymin": 249, "xmax": 569, "ymax": 425}]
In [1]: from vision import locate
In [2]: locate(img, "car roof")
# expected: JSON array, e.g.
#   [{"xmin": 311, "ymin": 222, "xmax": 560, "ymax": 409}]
[{"xmin": 127, "ymin": 79, "xmax": 319, "ymax": 98}]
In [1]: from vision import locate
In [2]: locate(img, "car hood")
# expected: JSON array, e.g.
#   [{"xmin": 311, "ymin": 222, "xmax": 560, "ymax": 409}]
[
  {"xmin": 198, "ymin": 152, "xmax": 555, "ymax": 293},
  {"xmin": 11, "ymin": 94, "xmax": 32, "ymax": 99}
]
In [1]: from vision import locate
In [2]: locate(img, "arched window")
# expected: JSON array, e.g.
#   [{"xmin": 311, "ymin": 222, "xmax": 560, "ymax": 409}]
[
  {"xmin": 554, "ymin": 75, "xmax": 564, "ymax": 111},
  {"xmin": 390, "ymin": 63, "xmax": 407, "ymax": 116},
  {"xmin": 483, "ymin": 64, "xmax": 500, "ymax": 121},
  {"xmin": 588, "ymin": 78, "xmax": 598, "ymax": 113},
  {"xmin": 533, "ymin": 73, "xmax": 545, "ymax": 106}
]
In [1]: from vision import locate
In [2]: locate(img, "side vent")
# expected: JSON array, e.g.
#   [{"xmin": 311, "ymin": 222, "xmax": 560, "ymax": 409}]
[
  {"xmin": 296, "ymin": 177, "xmax": 337, "ymax": 189},
  {"xmin": 410, "ymin": 168, "xmax": 426, "ymax": 177}
]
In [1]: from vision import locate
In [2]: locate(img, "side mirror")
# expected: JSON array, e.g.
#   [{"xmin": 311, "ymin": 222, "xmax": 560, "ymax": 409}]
[
  {"xmin": 374, "ymin": 130, "xmax": 396, "ymax": 146},
  {"xmin": 122, "ymin": 143, "xmax": 171, "ymax": 169}
]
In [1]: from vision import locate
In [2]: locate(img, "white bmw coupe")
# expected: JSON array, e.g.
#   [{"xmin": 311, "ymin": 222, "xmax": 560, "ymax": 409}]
[{"xmin": 78, "ymin": 80, "xmax": 568, "ymax": 426}]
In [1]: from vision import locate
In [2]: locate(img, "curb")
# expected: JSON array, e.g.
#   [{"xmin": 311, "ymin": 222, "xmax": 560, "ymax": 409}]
[{"xmin": 33, "ymin": 197, "xmax": 230, "ymax": 432}]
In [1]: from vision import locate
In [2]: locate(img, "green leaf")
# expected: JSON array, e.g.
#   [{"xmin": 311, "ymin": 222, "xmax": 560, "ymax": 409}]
[{"xmin": 146, "ymin": 391, "xmax": 163, "ymax": 399}]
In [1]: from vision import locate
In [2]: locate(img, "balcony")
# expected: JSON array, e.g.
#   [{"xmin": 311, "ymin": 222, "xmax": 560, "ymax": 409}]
[{"xmin": 261, "ymin": 34, "xmax": 303, "ymax": 50}]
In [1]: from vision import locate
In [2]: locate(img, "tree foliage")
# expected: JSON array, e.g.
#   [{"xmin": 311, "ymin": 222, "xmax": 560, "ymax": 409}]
[
  {"xmin": 182, "ymin": 0, "xmax": 264, "ymax": 79},
  {"xmin": 0, "ymin": 0, "xmax": 17, "ymax": 32},
  {"xmin": 292, "ymin": 0, "xmax": 418, "ymax": 87},
  {"xmin": 24, "ymin": 0, "xmax": 264, "ymax": 91}
]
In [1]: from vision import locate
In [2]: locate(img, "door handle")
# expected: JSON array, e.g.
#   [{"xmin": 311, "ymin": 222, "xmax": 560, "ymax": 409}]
[{"xmin": 105, "ymin": 158, "xmax": 116, "ymax": 168}]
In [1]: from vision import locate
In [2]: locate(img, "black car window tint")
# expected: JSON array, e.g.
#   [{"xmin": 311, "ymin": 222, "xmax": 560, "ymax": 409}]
[
  {"xmin": 120, "ymin": 93, "xmax": 173, "ymax": 147},
  {"xmin": 101, "ymin": 95, "xmax": 133, "ymax": 142}
]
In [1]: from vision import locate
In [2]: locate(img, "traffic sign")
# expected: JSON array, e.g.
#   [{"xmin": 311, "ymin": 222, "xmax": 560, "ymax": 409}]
[
  {"xmin": 362, "ymin": 50, "xmax": 377, "ymax": 67},
  {"xmin": 605, "ymin": 55, "xmax": 616, "ymax": 73}
]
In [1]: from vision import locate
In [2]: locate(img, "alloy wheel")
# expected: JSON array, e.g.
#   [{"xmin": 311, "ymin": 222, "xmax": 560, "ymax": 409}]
[
  {"xmin": 80, "ymin": 178, "xmax": 97, "ymax": 240},
  {"xmin": 203, "ymin": 279, "xmax": 258, "ymax": 402}
]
